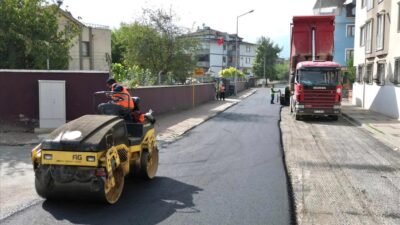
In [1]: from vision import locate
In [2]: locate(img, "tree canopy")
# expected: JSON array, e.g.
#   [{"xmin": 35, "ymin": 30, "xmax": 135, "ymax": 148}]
[
  {"xmin": 112, "ymin": 8, "xmax": 199, "ymax": 85},
  {"xmin": 219, "ymin": 67, "xmax": 244, "ymax": 79},
  {"xmin": 252, "ymin": 37, "xmax": 282, "ymax": 80},
  {"xmin": 0, "ymin": 0, "xmax": 79, "ymax": 69},
  {"xmin": 275, "ymin": 62, "xmax": 290, "ymax": 81}
]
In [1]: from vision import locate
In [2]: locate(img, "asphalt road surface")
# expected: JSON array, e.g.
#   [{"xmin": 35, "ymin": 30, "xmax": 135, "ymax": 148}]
[{"xmin": 1, "ymin": 89, "xmax": 291, "ymax": 225}]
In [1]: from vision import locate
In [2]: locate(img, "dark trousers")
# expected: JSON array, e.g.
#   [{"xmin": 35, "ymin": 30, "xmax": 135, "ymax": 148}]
[
  {"xmin": 220, "ymin": 92, "xmax": 225, "ymax": 100},
  {"xmin": 270, "ymin": 94, "xmax": 274, "ymax": 104}
]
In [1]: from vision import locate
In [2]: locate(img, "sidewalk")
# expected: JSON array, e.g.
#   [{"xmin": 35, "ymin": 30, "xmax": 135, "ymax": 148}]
[
  {"xmin": 0, "ymin": 89, "xmax": 257, "ymax": 147},
  {"xmin": 341, "ymin": 100, "xmax": 400, "ymax": 150}
]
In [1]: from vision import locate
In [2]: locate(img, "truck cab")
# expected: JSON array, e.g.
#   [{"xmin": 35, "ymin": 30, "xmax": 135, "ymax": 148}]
[{"xmin": 292, "ymin": 61, "xmax": 342, "ymax": 120}]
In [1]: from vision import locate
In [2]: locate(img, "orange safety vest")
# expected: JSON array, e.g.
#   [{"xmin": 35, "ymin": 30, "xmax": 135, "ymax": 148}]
[{"xmin": 111, "ymin": 83, "xmax": 134, "ymax": 109}]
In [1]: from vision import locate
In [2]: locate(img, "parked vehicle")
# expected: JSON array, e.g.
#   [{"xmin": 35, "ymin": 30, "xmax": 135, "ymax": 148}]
[{"xmin": 289, "ymin": 15, "xmax": 342, "ymax": 120}]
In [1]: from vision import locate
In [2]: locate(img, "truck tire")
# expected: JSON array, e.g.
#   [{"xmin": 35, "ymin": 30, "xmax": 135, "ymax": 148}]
[{"xmin": 330, "ymin": 115, "xmax": 339, "ymax": 121}]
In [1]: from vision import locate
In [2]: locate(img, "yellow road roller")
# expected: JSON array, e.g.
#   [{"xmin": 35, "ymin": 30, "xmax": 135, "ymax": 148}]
[{"xmin": 31, "ymin": 91, "xmax": 158, "ymax": 204}]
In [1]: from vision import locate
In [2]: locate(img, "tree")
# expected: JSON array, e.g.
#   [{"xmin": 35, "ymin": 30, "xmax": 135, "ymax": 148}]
[
  {"xmin": 345, "ymin": 57, "xmax": 356, "ymax": 84},
  {"xmin": 252, "ymin": 36, "xmax": 282, "ymax": 80},
  {"xmin": 275, "ymin": 62, "xmax": 290, "ymax": 81},
  {"xmin": 0, "ymin": 0, "xmax": 79, "ymax": 69},
  {"xmin": 112, "ymin": 8, "xmax": 199, "ymax": 84},
  {"xmin": 111, "ymin": 31, "xmax": 126, "ymax": 64},
  {"xmin": 219, "ymin": 67, "xmax": 244, "ymax": 79}
]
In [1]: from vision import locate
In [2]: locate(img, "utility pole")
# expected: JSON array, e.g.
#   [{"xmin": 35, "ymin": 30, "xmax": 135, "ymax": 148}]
[
  {"xmin": 235, "ymin": 10, "xmax": 254, "ymax": 95},
  {"xmin": 263, "ymin": 54, "xmax": 266, "ymax": 87}
]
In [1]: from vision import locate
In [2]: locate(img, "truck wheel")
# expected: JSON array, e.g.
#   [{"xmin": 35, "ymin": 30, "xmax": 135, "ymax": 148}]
[
  {"xmin": 140, "ymin": 147, "xmax": 159, "ymax": 180},
  {"xmin": 104, "ymin": 166, "xmax": 124, "ymax": 204},
  {"xmin": 330, "ymin": 115, "xmax": 339, "ymax": 121}
]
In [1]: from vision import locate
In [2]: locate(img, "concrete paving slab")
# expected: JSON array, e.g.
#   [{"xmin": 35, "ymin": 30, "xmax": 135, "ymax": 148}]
[
  {"xmin": 341, "ymin": 101, "xmax": 400, "ymax": 150},
  {"xmin": 280, "ymin": 106, "xmax": 400, "ymax": 225}
]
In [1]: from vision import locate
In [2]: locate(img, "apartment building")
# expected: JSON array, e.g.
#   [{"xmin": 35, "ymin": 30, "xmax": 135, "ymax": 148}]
[
  {"xmin": 189, "ymin": 26, "xmax": 256, "ymax": 77},
  {"xmin": 352, "ymin": 0, "xmax": 400, "ymax": 119},
  {"xmin": 314, "ymin": 0, "xmax": 356, "ymax": 68},
  {"xmin": 58, "ymin": 9, "xmax": 111, "ymax": 71}
]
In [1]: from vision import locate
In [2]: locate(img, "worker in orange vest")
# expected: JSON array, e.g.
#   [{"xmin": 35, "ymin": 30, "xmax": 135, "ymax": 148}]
[
  {"xmin": 106, "ymin": 78, "xmax": 134, "ymax": 110},
  {"xmin": 98, "ymin": 78, "xmax": 134, "ymax": 118}
]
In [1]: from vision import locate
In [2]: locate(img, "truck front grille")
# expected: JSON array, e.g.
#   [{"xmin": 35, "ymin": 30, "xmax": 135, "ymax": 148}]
[{"xmin": 303, "ymin": 89, "xmax": 336, "ymax": 108}]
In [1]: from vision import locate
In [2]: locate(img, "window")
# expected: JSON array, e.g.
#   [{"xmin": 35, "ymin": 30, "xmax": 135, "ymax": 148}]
[
  {"xmin": 346, "ymin": 24, "xmax": 355, "ymax": 37},
  {"xmin": 246, "ymin": 46, "xmax": 250, "ymax": 52},
  {"xmin": 245, "ymin": 58, "xmax": 250, "ymax": 63},
  {"xmin": 367, "ymin": 0, "xmax": 374, "ymax": 10},
  {"xmin": 376, "ymin": 62, "xmax": 385, "ymax": 84},
  {"xmin": 299, "ymin": 69, "xmax": 339, "ymax": 86},
  {"xmin": 346, "ymin": 4, "xmax": 356, "ymax": 17},
  {"xmin": 360, "ymin": 25, "xmax": 365, "ymax": 46},
  {"xmin": 198, "ymin": 54, "xmax": 209, "ymax": 62},
  {"xmin": 365, "ymin": 21, "xmax": 373, "ymax": 53},
  {"xmin": 81, "ymin": 41, "xmax": 90, "ymax": 57},
  {"xmin": 223, "ymin": 56, "xmax": 226, "ymax": 63},
  {"xmin": 376, "ymin": 13, "xmax": 385, "ymax": 50},
  {"xmin": 365, "ymin": 63, "xmax": 374, "ymax": 84},
  {"xmin": 345, "ymin": 49, "xmax": 354, "ymax": 62},
  {"xmin": 357, "ymin": 64, "xmax": 364, "ymax": 83},
  {"xmin": 362, "ymin": 0, "xmax": 366, "ymax": 8},
  {"xmin": 394, "ymin": 58, "xmax": 400, "ymax": 84}
]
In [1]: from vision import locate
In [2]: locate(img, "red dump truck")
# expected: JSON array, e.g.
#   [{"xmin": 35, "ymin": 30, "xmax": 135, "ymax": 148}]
[{"xmin": 289, "ymin": 15, "xmax": 342, "ymax": 120}]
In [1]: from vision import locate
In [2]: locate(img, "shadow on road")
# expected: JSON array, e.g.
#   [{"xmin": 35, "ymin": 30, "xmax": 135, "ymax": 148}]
[{"xmin": 41, "ymin": 177, "xmax": 202, "ymax": 225}]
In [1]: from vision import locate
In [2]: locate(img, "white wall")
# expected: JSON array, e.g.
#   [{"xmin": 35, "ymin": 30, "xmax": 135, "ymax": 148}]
[
  {"xmin": 209, "ymin": 42, "xmax": 225, "ymax": 75},
  {"xmin": 353, "ymin": 0, "xmax": 366, "ymax": 66},
  {"xmin": 92, "ymin": 28, "xmax": 111, "ymax": 71},
  {"xmin": 352, "ymin": 83, "xmax": 400, "ymax": 119},
  {"xmin": 352, "ymin": 0, "xmax": 400, "ymax": 120},
  {"xmin": 239, "ymin": 44, "xmax": 256, "ymax": 68}
]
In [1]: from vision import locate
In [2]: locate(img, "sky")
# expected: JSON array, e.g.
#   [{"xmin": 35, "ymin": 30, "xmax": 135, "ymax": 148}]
[{"xmin": 59, "ymin": 0, "xmax": 316, "ymax": 58}]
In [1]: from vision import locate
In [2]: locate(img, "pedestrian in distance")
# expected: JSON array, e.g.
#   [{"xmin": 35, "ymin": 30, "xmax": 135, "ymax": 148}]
[
  {"xmin": 270, "ymin": 84, "xmax": 276, "ymax": 104},
  {"xmin": 219, "ymin": 83, "xmax": 226, "ymax": 101},
  {"xmin": 215, "ymin": 82, "xmax": 220, "ymax": 100}
]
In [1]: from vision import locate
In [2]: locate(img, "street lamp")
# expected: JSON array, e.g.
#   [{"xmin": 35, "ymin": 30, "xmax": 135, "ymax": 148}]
[{"xmin": 235, "ymin": 9, "xmax": 254, "ymax": 95}]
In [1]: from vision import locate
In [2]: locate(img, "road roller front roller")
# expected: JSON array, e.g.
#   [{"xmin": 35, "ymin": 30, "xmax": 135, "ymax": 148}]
[{"xmin": 31, "ymin": 92, "xmax": 158, "ymax": 204}]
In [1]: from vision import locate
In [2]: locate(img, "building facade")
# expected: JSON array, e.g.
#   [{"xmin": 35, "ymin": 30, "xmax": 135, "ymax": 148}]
[
  {"xmin": 352, "ymin": 0, "xmax": 400, "ymax": 119},
  {"xmin": 58, "ymin": 10, "xmax": 111, "ymax": 71},
  {"xmin": 189, "ymin": 26, "xmax": 256, "ymax": 77},
  {"xmin": 314, "ymin": 0, "xmax": 356, "ymax": 68}
]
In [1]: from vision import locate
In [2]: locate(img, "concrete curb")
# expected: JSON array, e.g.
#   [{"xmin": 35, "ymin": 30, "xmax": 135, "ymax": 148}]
[{"xmin": 157, "ymin": 89, "xmax": 257, "ymax": 146}]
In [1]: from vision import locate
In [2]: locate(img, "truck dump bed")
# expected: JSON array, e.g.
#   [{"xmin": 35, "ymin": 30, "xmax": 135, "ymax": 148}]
[{"xmin": 290, "ymin": 15, "xmax": 335, "ymax": 73}]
